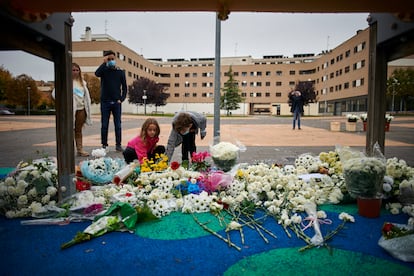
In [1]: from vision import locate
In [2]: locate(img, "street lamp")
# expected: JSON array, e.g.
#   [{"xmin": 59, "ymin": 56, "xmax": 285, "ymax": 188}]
[
  {"xmin": 142, "ymin": 89, "xmax": 147, "ymax": 115},
  {"xmin": 27, "ymin": 86, "xmax": 31, "ymax": 116},
  {"xmin": 391, "ymin": 78, "xmax": 399, "ymax": 113}
]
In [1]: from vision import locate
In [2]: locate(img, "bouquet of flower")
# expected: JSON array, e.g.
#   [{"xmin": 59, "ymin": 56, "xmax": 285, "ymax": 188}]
[
  {"xmin": 0, "ymin": 157, "xmax": 59, "ymax": 218},
  {"xmin": 359, "ymin": 113, "xmax": 368, "ymax": 122},
  {"xmin": 140, "ymin": 153, "xmax": 169, "ymax": 173},
  {"xmin": 346, "ymin": 114, "xmax": 359, "ymax": 122},
  {"xmin": 80, "ymin": 157, "xmax": 125, "ymax": 185},
  {"xmin": 378, "ymin": 222, "xmax": 414, "ymax": 262},
  {"xmin": 343, "ymin": 157, "xmax": 386, "ymax": 198},
  {"xmin": 386, "ymin": 114, "xmax": 394, "ymax": 123},
  {"xmin": 210, "ymin": 141, "xmax": 240, "ymax": 172},
  {"xmin": 339, "ymin": 144, "xmax": 386, "ymax": 198}
]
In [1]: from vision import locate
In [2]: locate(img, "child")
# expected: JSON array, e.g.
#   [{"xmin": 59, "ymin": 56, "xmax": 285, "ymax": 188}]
[
  {"xmin": 165, "ymin": 111, "xmax": 207, "ymax": 162},
  {"xmin": 123, "ymin": 118, "xmax": 165, "ymax": 164}
]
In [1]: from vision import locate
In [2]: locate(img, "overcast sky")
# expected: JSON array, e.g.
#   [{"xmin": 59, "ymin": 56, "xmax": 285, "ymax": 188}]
[{"xmin": 0, "ymin": 12, "xmax": 369, "ymax": 81}]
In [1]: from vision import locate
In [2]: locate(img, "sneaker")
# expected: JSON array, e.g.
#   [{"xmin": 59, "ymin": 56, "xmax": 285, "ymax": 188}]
[
  {"xmin": 116, "ymin": 145, "xmax": 124, "ymax": 152},
  {"xmin": 102, "ymin": 145, "xmax": 109, "ymax": 153}
]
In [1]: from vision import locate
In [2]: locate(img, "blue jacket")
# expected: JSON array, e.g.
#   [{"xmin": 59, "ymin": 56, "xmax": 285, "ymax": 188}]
[{"xmin": 95, "ymin": 63, "xmax": 127, "ymax": 103}]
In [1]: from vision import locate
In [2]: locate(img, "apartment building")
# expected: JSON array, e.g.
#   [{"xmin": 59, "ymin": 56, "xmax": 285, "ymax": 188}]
[{"xmin": 73, "ymin": 27, "xmax": 373, "ymax": 116}]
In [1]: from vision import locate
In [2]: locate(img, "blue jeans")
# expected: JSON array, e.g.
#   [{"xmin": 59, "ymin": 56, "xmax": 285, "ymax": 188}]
[
  {"xmin": 101, "ymin": 101, "xmax": 122, "ymax": 147},
  {"xmin": 293, "ymin": 109, "xmax": 301, "ymax": 129}
]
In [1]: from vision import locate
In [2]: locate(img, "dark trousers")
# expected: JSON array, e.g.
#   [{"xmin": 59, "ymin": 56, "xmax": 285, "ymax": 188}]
[
  {"xmin": 181, "ymin": 132, "xmax": 196, "ymax": 161},
  {"xmin": 123, "ymin": 145, "xmax": 166, "ymax": 164},
  {"xmin": 101, "ymin": 101, "xmax": 122, "ymax": 147}
]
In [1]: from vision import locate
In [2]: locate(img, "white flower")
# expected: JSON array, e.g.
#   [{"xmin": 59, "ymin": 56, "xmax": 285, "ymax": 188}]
[
  {"xmin": 226, "ymin": 221, "xmax": 242, "ymax": 231},
  {"xmin": 338, "ymin": 212, "xmax": 355, "ymax": 222}
]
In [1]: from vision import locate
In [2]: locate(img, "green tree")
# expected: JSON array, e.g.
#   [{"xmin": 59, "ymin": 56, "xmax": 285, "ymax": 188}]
[
  {"xmin": 387, "ymin": 68, "xmax": 414, "ymax": 112},
  {"xmin": 83, "ymin": 73, "xmax": 101, "ymax": 104},
  {"xmin": 0, "ymin": 66, "xmax": 14, "ymax": 103},
  {"xmin": 128, "ymin": 77, "xmax": 169, "ymax": 111},
  {"xmin": 7, "ymin": 74, "xmax": 40, "ymax": 110},
  {"xmin": 220, "ymin": 67, "xmax": 244, "ymax": 116}
]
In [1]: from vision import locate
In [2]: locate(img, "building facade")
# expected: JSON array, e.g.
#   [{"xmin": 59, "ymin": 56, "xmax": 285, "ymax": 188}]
[{"xmin": 73, "ymin": 27, "xmax": 373, "ymax": 116}]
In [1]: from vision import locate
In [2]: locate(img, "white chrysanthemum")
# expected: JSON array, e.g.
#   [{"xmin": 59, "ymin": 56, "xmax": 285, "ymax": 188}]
[
  {"xmin": 47, "ymin": 186, "xmax": 57, "ymax": 197},
  {"xmin": 338, "ymin": 212, "xmax": 355, "ymax": 222},
  {"xmin": 226, "ymin": 221, "xmax": 242, "ymax": 231},
  {"xmin": 41, "ymin": 194, "xmax": 50, "ymax": 204},
  {"xmin": 17, "ymin": 195, "xmax": 28, "ymax": 206},
  {"xmin": 4, "ymin": 177, "xmax": 15, "ymax": 186}
]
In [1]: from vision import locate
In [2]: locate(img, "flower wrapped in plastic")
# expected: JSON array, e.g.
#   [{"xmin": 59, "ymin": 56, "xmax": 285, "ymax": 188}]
[
  {"xmin": 378, "ymin": 222, "xmax": 414, "ymax": 262},
  {"xmin": 338, "ymin": 144, "xmax": 386, "ymax": 198},
  {"xmin": 0, "ymin": 157, "xmax": 59, "ymax": 218},
  {"xmin": 210, "ymin": 139, "xmax": 245, "ymax": 172},
  {"xmin": 80, "ymin": 157, "xmax": 125, "ymax": 185}
]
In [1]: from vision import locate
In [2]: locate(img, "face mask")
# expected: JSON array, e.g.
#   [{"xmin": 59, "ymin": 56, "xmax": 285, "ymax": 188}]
[
  {"xmin": 107, "ymin": 60, "xmax": 116, "ymax": 67},
  {"xmin": 181, "ymin": 129, "xmax": 190, "ymax": 135}
]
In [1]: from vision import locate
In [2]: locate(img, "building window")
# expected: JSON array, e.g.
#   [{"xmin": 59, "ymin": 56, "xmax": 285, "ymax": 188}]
[
  {"xmin": 175, "ymin": 73, "xmax": 180, "ymax": 77},
  {"xmin": 345, "ymin": 50, "xmax": 351, "ymax": 58},
  {"xmin": 265, "ymin": 92, "xmax": 270, "ymax": 97},
  {"xmin": 354, "ymin": 42, "xmax": 366, "ymax": 53},
  {"xmin": 256, "ymin": 92, "xmax": 262, "ymax": 97},
  {"xmin": 242, "ymin": 81, "xmax": 247, "ymax": 87},
  {"xmin": 174, "ymin": 93, "xmax": 180, "ymax": 97},
  {"xmin": 289, "ymin": 70, "xmax": 295, "ymax": 75},
  {"xmin": 345, "ymin": 66, "xmax": 350, "ymax": 73},
  {"xmin": 241, "ymin": 92, "xmax": 247, "ymax": 97},
  {"xmin": 257, "ymin": 82, "xmax": 262, "ymax": 87},
  {"xmin": 192, "ymin": 73, "xmax": 197, "ymax": 77},
  {"xmin": 265, "ymin": 81, "xmax": 270, "ymax": 86},
  {"xmin": 192, "ymin": 93, "xmax": 197, "ymax": 97},
  {"xmin": 289, "ymin": 81, "xmax": 295, "ymax": 86},
  {"xmin": 344, "ymin": 82, "xmax": 349, "ymax": 89},
  {"xmin": 184, "ymin": 82, "xmax": 190, "ymax": 87},
  {"xmin": 275, "ymin": 81, "xmax": 282, "ymax": 86},
  {"xmin": 265, "ymin": 71, "xmax": 271, "ymax": 76},
  {"xmin": 185, "ymin": 73, "xmax": 190, "ymax": 77},
  {"xmin": 330, "ymin": 58, "xmax": 335, "ymax": 65},
  {"xmin": 257, "ymin": 71, "xmax": 262, "ymax": 76},
  {"xmin": 184, "ymin": 92, "xmax": 190, "ymax": 97},
  {"xmin": 174, "ymin": 83, "xmax": 179, "ymax": 87},
  {"xmin": 275, "ymin": 92, "xmax": 282, "ymax": 97},
  {"xmin": 276, "ymin": 70, "xmax": 282, "ymax": 76},
  {"xmin": 241, "ymin": 72, "xmax": 247, "ymax": 76},
  {"xmin": 192, "ymin": 83, "xmax": 197, "ymax": 87}
]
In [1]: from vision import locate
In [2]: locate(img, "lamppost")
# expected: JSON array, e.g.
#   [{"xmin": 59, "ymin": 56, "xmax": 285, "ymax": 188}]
[
  {"xmin": 27, "ymin": 86, "xmax": 31, "ymax": 116},
  {"xmin": 142, "ymin": 89, "xmax": 147, "ymax": 115},
  {"xmin": 391, "ymin": 78, "xmax": 399, "ymax": 113}
]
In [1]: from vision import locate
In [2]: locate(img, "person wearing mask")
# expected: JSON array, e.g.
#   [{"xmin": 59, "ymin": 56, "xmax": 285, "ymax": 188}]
[
  {"xmin": 95, "ymin": 50, "xmax": 127, "ymax": 152},
  {"xmin": 165, "ymin": 111, "xmax": 207, "ymax": 162}
]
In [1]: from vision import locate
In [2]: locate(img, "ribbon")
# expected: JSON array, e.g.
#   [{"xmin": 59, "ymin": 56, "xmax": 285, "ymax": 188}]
[{"xmin": 301, "ymin": 216, "xmax": 332, "ymax": 231}]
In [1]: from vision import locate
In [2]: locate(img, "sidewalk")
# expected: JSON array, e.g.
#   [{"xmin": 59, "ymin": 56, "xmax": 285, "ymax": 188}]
[{"xmin": 0, "ymin": 115, "xmax": 413, "ymax": 167}]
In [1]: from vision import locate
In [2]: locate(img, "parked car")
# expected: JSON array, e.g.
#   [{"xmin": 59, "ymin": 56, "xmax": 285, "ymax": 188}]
[{"xmin": 0, "ymin": 108, "xmax": 15, "ymax": 115}]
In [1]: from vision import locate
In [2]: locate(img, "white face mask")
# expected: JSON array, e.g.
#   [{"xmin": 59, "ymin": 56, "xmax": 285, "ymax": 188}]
[{"xmin": 181, "ymin": 129, "xmax": 190, "ymax": 135}]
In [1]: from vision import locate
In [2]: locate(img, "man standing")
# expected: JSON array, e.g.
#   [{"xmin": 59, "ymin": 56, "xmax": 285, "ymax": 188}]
[{"xmin": 95, "ymin": 50, "xmax": 127, "ymax": 152}]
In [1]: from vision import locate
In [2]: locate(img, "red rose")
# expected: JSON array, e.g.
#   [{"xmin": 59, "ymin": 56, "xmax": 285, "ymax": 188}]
[
  {"xmin": 382, "ymin": 222, "xmax": 394, "ymax": 235},
  {"xmin": 76, "ymin": 179, "xmax": 91, "ymax": 191},
  {"xmin": 171, "ymin": 161, "xmax": 180, "ymax": 170}
]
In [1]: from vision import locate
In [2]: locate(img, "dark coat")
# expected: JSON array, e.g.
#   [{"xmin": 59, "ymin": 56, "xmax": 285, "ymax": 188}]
[{"xmin": 289, "ymin": 93, "xmax": 304, "ymax": 113}]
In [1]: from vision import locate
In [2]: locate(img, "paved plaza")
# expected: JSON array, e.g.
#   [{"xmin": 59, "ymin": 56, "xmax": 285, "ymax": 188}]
[{"xmin": 0, "ymin": 114, "xmax": 413, "ymax": 167}]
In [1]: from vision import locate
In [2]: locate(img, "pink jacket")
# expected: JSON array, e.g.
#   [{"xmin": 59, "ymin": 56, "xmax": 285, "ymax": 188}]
[{"xmin": 127, "ymin": 135, "xmax": 159, "ymax": 163}]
